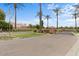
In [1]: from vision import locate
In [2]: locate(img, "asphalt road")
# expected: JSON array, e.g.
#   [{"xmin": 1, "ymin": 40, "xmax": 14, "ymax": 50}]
[{"xmin": 0, "ymin": 32, "xmax": 77, "ymax": 56}]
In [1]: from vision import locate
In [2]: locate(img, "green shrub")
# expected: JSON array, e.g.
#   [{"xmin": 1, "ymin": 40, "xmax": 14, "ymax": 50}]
[{"xmin": 0, "ymin": 20, "xmax": 13, "ymax": 31}]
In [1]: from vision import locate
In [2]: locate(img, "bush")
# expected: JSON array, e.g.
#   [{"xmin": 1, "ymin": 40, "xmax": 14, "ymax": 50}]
[
  {"xmin": 35, "ymin": 25, "xmax": 40, "ymax": 29},
  {"xmin": 0, "ymin": 21, "xmax": 13, "ymax": 31},
  {"xmin": 33, "ymin": 30, "xmax": 37, "ymax": 32}
]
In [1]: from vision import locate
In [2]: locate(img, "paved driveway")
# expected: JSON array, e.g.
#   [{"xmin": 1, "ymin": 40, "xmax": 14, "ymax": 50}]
[{"xmin": 0, "ymin": 32, "xmax": 77, "ymax": 56}]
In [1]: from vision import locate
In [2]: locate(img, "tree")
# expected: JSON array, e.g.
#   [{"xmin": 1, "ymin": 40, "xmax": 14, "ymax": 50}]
[
  {"xmin": 73, "ymin": 4, "xmax": 79, "ymax": 31},
  {"xmin": 35, "ymin": 24, "xmax": 40, "ymax": 29},
  {"xmin": 6, "ymin": 3, "xmax": 24, "ymax": 29},
  {"xmin": 0, "ymin": 8, "xmax": 12, "ymax": 31},
  {"xmin": 13, "ymin": 3, "xmax": 24, "ymax": 29},
  {"xmin": 44, "ymin": 15, "xmax": 51, "ymax": 28},
  {"xmin": 0, "ymin": 21, "xmax": 12, "ymax": 31},
  {"xmin": 53, "ymin": 8, "xmax": 61, "ymax": 30},
  {"xmin": 72, "ymin": 13, "xmax": 78, "ymax": 30},
  {"xmin": 28, "ymin": 24, "xmax": 33, "ymax": 28},
  {"xmin": 37, "ymin": 3, "xmax": 43, "ymax": 29},
  {"xmin": 41, "ymin": 20, "xmax": 44, "ymax": 28},
  {"xmin": 39, "ymin": 3, "xmax": 43, "ymax": 29},
  {"xmin": 0, "ymin": 9, "xmax": 5, "ymax": 20}
]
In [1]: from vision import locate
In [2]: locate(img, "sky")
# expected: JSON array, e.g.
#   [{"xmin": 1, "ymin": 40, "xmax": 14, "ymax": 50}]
[{"xmin": 0, "ymin": 3, "xmax": 79, "ymax": 27}]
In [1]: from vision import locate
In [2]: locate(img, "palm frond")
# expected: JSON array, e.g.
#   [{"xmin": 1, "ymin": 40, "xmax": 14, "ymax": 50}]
[
  {"xmin": 43, "ymin": 15, "xmax": 51, "ymax": 20},
  {"xmin": 53, "ymin": 8, "xmax": 62, "ymax": 14}
]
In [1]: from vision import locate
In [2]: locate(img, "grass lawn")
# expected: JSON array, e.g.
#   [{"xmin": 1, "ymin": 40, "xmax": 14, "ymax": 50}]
[
  {"xmin": 75, "ymin": 33, "xmax": 79, "ymax": 36},
  {"xmin": 0, "ymin": 36, "xmax": 13, "ymax": 40},
  {"xmin": 15, "ymin": 32, "xmax": 44, "ymax": 38},
  {"xmin": 72, "ymin": 32, "xmax": 79, "ymax": 37},
  {"xmin": 0, "ymin": 32, "xmax": 44, "ymax": 40}
]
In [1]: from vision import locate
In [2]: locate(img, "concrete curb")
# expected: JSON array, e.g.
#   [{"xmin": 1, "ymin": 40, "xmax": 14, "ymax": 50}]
[{"xmin": 66, "ymin": 32, "xmax": 79, "ymax": 56}]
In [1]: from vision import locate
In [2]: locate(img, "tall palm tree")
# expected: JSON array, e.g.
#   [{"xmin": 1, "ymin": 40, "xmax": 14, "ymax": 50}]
[
  {"xmin": 36, "ymin": 3, "xmax": 43, "ymax": 29},
  {"xmin": 53, "ymin": 8, "xmax": 61, "ymax": 30},
  {"xmin": 44, "ymin": 15, "xmax": 51, "ymax": 28},
  {"xmin": 13, "ymin": 3, "xmax": 25, "ymax": 29},
  {"xmin": 14, "ymin": 3, "xmax": 17, "ymax": 29},
  {"xmin": 7, "ymin": 7, "xmax": 11, "ymax": 36},
  {"xmin": 72, "ymin": 13, "xmax": 78, "ymax": 30},
  {"xmin": 6, "ymin": 3, "xmax": 24, "ymax": 29},
  {"xmin": 39, "ymin": 3, "xmax": 42, "ymax": 28},
  {"xmin": 73, "ymin": 4, "xmax": 79, "ymax": 31}
]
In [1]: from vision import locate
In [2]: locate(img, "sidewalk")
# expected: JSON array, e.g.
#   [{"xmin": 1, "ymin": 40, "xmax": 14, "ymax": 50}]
[{"xmin": 66, "ymin": 35, "xmax": 79, "ymax": 56}]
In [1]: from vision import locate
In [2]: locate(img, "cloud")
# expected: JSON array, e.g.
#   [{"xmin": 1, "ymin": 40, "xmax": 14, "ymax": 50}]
[
  {"xmin": 47, "ymin": 3, "xmax": 75, "ymax": 20},
  {"xmin": 44, "ymin": 3, "xmax": 79, "ymax": 27},
  {"xmin": 65, "ymin": 17, "xmax": 79, "ymax": 22},
  {"xmin": 47, "ymin": 3, "xmax": 59, "ymax": 10},
  {"xmin": 47, "ymin": 3, "xmax": 54, "ymax": 10},
  {"xmin": 47, "ymin": 3, "xmax": 79, "ymax": 17},
  {"xmin": 36, "ymin": 3, "xmax": 79, "ymax": 27},
  {"xmin": 63, "ymin": 4, "xmax": 74, "ymax": 12}
]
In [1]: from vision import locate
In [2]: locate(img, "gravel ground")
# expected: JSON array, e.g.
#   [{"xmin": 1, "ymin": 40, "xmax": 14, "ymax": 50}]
[{"xmin": 0, "ymin": 32, "xmax": 77, "ymax": 56}]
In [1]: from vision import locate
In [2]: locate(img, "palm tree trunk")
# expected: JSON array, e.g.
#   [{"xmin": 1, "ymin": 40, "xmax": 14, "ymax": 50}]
[
  {"xmin": 8, "ymin": 7, "xmax": 11, "ymax": 37},
  {"xmin": 39, "ymin": 3, "xmax": 42, "ymax": 29},
  {"xmin": 75, "ymin": 16, "xmax": 77, "ymax": 31},
  {"xmin": 57, "ymin": 13, "xmax": 58, "ymax": 29},
  {"xmin": 47, "ymin": 18, "xmax": 48, "ymax": 28},
  {"xmin": 14, "ymin": 4, "xmax": 17, "ymax": 29}
]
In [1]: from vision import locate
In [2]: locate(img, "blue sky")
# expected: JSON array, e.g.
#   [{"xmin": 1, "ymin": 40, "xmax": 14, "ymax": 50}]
[{"xmin": 0, "ymin": 3, "xmax": 79, "ymax": 27}]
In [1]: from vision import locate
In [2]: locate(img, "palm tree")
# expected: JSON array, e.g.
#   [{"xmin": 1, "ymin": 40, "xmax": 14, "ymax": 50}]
[
  {"xmin": 44, "ymin": 15, "xmax": 51, "ymax": 28},
  {"xmin": 39, "ymin": 3, "xmax": 42, "ymax": 28},
  {"xmin": 73, "ymin": 4, "xmax": 79, "ymax": 31},
  {"xmin": 14, "ymin": 3, "xmax": 17, "ymax": 29},
  {"xmin": 53, "ymin": 8, "xmax": 61, "ymax": 30},
  {"xmin": 6, "ymin": 3, "xmax": 24, "ymax": 29},
  {"xmin": 72, "ymin": 13, "xmax": 78, "ymax": 30},
  {"xmin": 7, "ymin": 7, "xmax": 11, "ymax": 37},
  {"xmin": 13, "ymin": 3, "xmax": 25, "ymax": 29},
  {"xmin": 36, "ymin": 3, "xmax": 43, "ymax": 29}
]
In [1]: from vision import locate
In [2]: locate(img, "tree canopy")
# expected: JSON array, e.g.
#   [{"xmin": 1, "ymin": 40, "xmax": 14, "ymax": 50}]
[
  {"xmin": 0, "ymin": 9, "xmax": 5, "ymax": 20},
  {"xmin": 0, "ymin": 21, "xmax": 12, "ymax": 31}
]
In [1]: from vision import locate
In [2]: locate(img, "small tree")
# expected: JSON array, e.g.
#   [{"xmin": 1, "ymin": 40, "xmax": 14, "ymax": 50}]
[
  {"xmin": 35, "ymin": 24, "xmax": 40, "ymax": 29},
  {"xmin": 44, "ymin": 15, "xmax": 51, "ymax": 28},
  {"xmin": 28, "ymin": 24, "xmax": 33, "ymax": 28}
]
